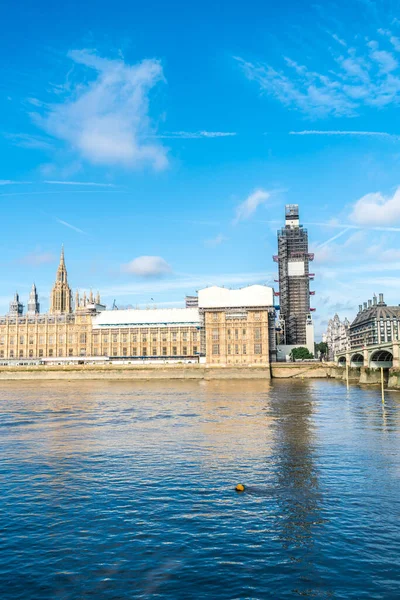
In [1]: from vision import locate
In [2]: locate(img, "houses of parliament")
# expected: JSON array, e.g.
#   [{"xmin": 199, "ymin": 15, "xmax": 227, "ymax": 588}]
[
  {"xmin": 0, "ymin": 248, "xmax": 104, "ymax": 361},
  {"xmin": 0, "ymin": 247, "xmax": 276, "ymax": 366}
]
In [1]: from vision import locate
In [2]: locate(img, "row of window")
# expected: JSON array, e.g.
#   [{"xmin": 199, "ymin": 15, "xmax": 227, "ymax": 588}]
[
  {"xmin": 212, "ymin": 344, "xmax": 263, "ymax": 355},
  {"xmin": 211, "ymin": 327, "xmax": 262, "ymax": 341},
  {"xmin": 0, "ymin": 332, "xmax": 199, "ymax": 345},
  {"xmin": 0, "ymin": 346, "xmax": 199, "ymax": 359},
  {"xmin": 0, "ymin": 349, "xmax": 86, "ymax": 358},
  {"xmin": 0, "ymin": 334, "xmax": 87, "ymax": 345},
  {"xmin": 114, "ymin": 346, "xmax": 198, "ymax": 357},
  {"xmin": 211, "ymin": 312, "xmax": 262, "ymax": 322}
]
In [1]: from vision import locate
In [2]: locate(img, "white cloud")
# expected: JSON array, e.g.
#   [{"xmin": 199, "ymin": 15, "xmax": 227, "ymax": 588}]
[
  {"xmin": 366, "ymin": 246, "xmax": 400, "ymax": 262},
  {"xmin": 0, "ymin": 180, "xmax": 32, "ymax": 185},
  {"xmin": 233, "ymin": 189, "xmax": 270, "ymax": 224},
  {"xmin": 350, "ymin": 186, "xmax": 400, "ymax": 225},
  {"xmin": 101, "ymin": 270, "xmax": 272, "ymax": 297},
  {"xmin": 44, "ymin": 180, "xmax": 115, "ymax": 187},
  {"xmin": 5, "ymin": 133, "xmax": 53, "ymax": 150},
  {"xmin": 316, "ymin": 227, "xmax": 352, "ymax": 249},
  {"xmin": 122, "ymin": 256, "xmax": 172, "ymax": 277},
  {"xmin": 156, "ymin": 131, "xmax": 237, "ymax": 139},
  {"xmin": 236, "ymin": 30, "xmax": 400, "ymax": 116},
  {"xmin": 289, "ymin": 130, "xmax": 400, "ymax": 140},
  {"xmin": 204, "ymin": 233, "xmax": 228, "ymax": 247},
  {"xmin": 17, "ymin": 252, "xmax": 56, "ymax": 266},
  {"xmin": 55, "ymin": 217, "xmax": 87, "ymax": 235},
  {"xmin": 32, "ymin": 49, "xmax": 168, "ymax": 170},
  {"xmin": 305, "ymin": 220, "xmax": 400, "ymax": 232}
]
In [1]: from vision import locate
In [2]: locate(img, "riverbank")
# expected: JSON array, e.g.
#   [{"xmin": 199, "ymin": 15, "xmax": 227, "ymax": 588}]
[
  {"xmin": 0, "ymin": 362, "xmax": 398, "ymax": 387},
  {"xmin": 272, "ymin": 363, "xmax": 400, "ymax": 389},
  {"xmin": 0, "ymin": 364, "xmax": 271, "ymax": 380}
]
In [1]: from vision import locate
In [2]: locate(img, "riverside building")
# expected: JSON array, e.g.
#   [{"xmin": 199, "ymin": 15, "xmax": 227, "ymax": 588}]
[
  {"xmin": 0, "ymin": 249, "xmax": 277, "ymax": 367},
  {"xmin": 198, "ymin": 285, "xmax": 276, "ymax": 365},
  {"xmin": 324, "ymin": 314, "xmax": 350, "ymax": 360},
  {"xmin": 349, "ymin": 293, "xmax": 400, "ymax": 350}
]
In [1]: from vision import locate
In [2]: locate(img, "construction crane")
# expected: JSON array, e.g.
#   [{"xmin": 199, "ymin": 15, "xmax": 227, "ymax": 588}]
[{"xmin": 112, "ymin": 299, "xmax": 118, "ymax": 310}]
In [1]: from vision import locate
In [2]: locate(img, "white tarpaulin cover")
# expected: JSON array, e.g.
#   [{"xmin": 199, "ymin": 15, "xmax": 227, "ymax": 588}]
[{"xmin": 288, "ymin": 261, "xmax": 305, "ymax": 276}]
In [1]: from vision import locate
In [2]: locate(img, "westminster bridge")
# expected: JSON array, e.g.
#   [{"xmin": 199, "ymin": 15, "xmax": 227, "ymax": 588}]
[{"xmin": 335, "ymin": 341, "xmax": 400, "ymax": 369}]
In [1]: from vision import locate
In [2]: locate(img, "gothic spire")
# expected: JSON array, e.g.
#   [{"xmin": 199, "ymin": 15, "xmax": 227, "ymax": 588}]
[
  {"xmin": 27, "ymin": 282, "xmax": 40, "ymax": 315},
  {"xmin": 50, "ymin": 245, "xmax": 72, "ymax": 314},
  {"xmin": 59, "ymin": 244, "xmax": 65, "ymax": 268}
]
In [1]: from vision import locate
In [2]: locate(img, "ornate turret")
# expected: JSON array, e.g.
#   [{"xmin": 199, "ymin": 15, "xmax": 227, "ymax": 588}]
[
  {"xmin": 49, "ymin": 246, "xmax": 72, "ymax": 314},
  {"xmin": 9, "ymin": 292, "xmax": 23, "ymax": 316},
  {"xmin": 27, "ymin": 283, "xmax": 40, "ymax": 316}
]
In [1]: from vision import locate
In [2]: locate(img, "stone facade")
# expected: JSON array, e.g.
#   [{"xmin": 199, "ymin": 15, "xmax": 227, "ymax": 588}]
[
  {"xmin": 324, "ymin": 313, "xmax": 350, "ymax": 360},
  {"xmin": 203, "ymin": 307, "xmax": 272, "ymax": 366},
  {"xmin": 0, "ymin": 248, "xmax": 103, "ymax": 361},
  {"xmin": 0, "ymin": 312, "xmax": 92, "ymax": 359},
  {"xmin": 0, "ymin": 254, "xmax": 275, "ymax": 367},
  {"xmin": 349, "ymin": 293, "xmax": 400, "ymax": 350}
]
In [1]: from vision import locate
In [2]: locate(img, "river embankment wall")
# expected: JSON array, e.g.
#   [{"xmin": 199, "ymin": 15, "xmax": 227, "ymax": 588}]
[
  {"xmin": 271, "ymin": 363, "xmax": 400, "ymax": 388},
  {"xmin": 0, "ymin": 364, "xmax": 271, "ymax": 381},
  {"xmin": 0, "ymin": 363, "xmax": 398, "ymax": 387}
]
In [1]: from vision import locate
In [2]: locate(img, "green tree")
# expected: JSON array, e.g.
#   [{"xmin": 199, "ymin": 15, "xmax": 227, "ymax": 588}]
[
  {"xmin": 315, "ymin": 341, "xmax": 328, "ymax": 358},
  {"xmin": 290, "ymin": 346, "xmax": 314, "ymax": 360}
]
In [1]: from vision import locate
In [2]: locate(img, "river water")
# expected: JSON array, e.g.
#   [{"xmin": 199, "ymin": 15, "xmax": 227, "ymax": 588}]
[{"xmin": 0, "ymin": 379, "xmax": 399, "ymax": 599}]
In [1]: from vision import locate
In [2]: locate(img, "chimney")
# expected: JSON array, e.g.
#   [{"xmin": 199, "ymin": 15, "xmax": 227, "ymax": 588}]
[
  {"xmin": 373, "ymin": 294, "xmax": 377, "ymax": 306},
  {"xmin": 359, "ymin": 304, "xmax": 363, "ymax": 313},
  {"xmin": 363, "ymin": 302, "xmax": 367, "ymax": 310},
  {"xmin": 368, "ymin": 299, "xmax": 372, "ymax": 308}
]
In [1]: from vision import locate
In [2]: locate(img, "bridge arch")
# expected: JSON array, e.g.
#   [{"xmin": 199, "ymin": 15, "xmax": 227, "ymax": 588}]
[
  {"xmin": 350, "ymin": 353, "xmax": 364, "ymax": 367},
  {"xmin": 338, "ymin": 356, "xmax": 347, "ymax": 367},
  {"xmin": 369, "ymin": 350, "xmax": 393, "ymax": 369}
]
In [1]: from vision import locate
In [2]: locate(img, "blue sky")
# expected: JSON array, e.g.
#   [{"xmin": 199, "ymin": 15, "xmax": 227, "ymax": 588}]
[{"xmin": 2, "ymin": 0, "xmax": 400, "ymax": 337}]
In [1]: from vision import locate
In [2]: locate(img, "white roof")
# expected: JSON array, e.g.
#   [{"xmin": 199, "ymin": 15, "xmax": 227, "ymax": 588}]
[
  {"xmin": 92, "ymin": 307, "xmax": 200, "ymax": 328},
  {"xmin": 198, "ymin": 284, "xmax": 274, "ymax": 308}
]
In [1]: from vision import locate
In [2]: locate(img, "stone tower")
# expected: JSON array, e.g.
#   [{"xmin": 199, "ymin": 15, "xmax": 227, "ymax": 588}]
[
  {"xmin": 275, "ymin": 205, "xmax": 314, "ymax": 345},
  {"xmin": 9, "ymin": 292, "xmax": 23, "ymax": 316},
  {"xmin": 27, "ymin": 283, "xmax": 40, "ymax": 316},
  {"xmin": 49, "ymin": 246, "xmax": 72, "ymax": 314}
]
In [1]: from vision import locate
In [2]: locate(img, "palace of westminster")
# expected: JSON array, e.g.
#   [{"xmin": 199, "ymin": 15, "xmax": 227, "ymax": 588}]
[{"xmin": 0, "ymin": 247, "xmax": 276, "ymax": 366}]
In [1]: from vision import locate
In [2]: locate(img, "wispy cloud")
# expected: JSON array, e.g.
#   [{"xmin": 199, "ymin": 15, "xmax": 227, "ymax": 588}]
[
  {"xmin": 316, "ymin": 227, "xmax": 352, "ymax": 249},
  {"xmin": 4, "ymin": 133, "xmax": 53, "ymax": 150},
  {"xmin": 101, "ymin": 271, "xmax": 272, "ymax": 297},
  {"xmin": 0, "ymin": 190, "xmax": 124, "ymax": 198},
  {"xmin": 233, "ymin": 188, "xmax": 271, "ymax": 224},
  {"xmin": 305, "ymin": 221, "xmax": 400, "ymax": 232},
  {"xmin": 121, "ymin": 256, "xmax": 172, "ymax": 277},
  {"xmin": 155, "ymin": 131, "xmax": 237, "ymax": 139},
  {"xmin": 236, "ymin": 29, "xmax": 400, "ymax": 116},
  {"xmin": 17, "ymin": 251, "xmax": 56, "ymax": 266},
  {"xmin": 55, "ymin": 217, "xmax": 87, "ymax": 235},
  {"xmin": 290, "ymin": 130, "xmax": 400, "ymax": 140},
  {"xmin": 204, "ymin": 233, "xmax": 228, "ymax": 247},
  {"xmin": 44, "ymin": 180, "xmax": 116, "ymax": 187},
  {"xmin": 32, "ymin": 49, "xmax": 168, "ymax": 170},
  {"xmin": 0, "ymin": 180, "xmax": 32, "ymax": 185}
]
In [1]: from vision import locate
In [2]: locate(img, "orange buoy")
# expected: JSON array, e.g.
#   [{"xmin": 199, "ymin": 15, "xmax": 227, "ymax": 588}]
[{"xmin": 235, "ymin": 484, "xmax": 245, "ymax": 492}]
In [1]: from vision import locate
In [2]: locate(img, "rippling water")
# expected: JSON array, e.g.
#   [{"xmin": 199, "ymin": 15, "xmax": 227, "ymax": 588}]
[{"xmin": 1, "ymin": 379, "xmax": 400, "ymax": 599}]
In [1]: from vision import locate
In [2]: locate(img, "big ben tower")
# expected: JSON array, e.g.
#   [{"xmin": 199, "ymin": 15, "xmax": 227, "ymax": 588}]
[
  {"xmin": 50, "ymin": 246, "xmax": 72, "ymax": 314},
  {"xmin": 274, "ymin": 205, "xmax": 315, "ymax": 347}
]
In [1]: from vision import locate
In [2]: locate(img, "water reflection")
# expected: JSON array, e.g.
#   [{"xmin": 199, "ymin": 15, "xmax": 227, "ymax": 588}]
[{"xmin": 270, "ymin": 381, "xmax": 326, "ymax": 596}]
